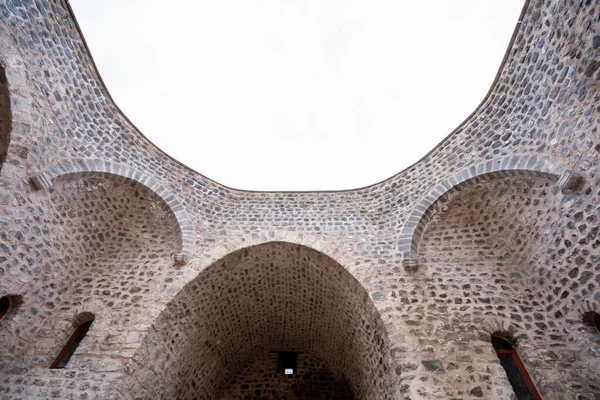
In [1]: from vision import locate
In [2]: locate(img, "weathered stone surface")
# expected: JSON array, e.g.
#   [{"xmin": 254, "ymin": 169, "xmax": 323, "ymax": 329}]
[
  {"xmin": 421, "ymin": 360, "xmax": 445, "ymax": 373},
  {"xmin": 0, "ymin": 0, "xmax": 598, "ymax": 399}
]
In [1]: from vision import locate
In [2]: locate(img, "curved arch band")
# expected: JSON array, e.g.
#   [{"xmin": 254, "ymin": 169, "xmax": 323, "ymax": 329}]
[
  {"xmin": 31, "ymin": 159, "xmax": 195, "ymax": 262},
  {"xmin": 399, "ymin": 155, "xmax": 578, "ymax": 267}
]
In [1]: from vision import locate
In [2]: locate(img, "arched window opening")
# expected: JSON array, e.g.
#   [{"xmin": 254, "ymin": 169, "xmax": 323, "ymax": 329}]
[
  {"xmin": 0, "ymin": 296, "xmax": 10, "ymax": 320},
  {"xmin": 50, "ymin": 317, "xmax": 94, "ymax": 369},
  {"xmin": 492, "ymin": 336, "xmax": 541, "ymax": 400},
  {"xmin": 583, "ymin": 311, "xmax": 600, "ymax": 334}
]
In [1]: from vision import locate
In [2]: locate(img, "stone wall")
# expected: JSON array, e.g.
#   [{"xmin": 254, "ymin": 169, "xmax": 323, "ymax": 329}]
[
  {"xmin": 0, "ymin": 175, "xmax": 179, "ymax": 399},
  {"xmin": 0, "ymin": 0, "xmax": 599, "ymax": 399}
]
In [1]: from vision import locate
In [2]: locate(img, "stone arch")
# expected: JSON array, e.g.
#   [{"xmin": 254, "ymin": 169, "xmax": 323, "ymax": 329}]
[
  {"xmin": 578, "ymin": 300, "xmax": 600, "ymax": 318},
  {"xmin": 50, "ymin": 312, "xmax": 96, "ymax": 369},
  {"xmin": 198, "ymin": 230, "xmax": 357, "ymax": 274},
  {"xmin": 399, "ymin": 155, "xmax": 568, "ymax": 266},
  {"xmin": 123, "ymin": 241, "xmax": 396, "ymax": 399},
  {"xmin": 32, "ymin": 159, "xmax": 194, "ymax": 261},
  {"xmin": 479, "ymin": 325, "xmax": 545, "ymax": 399},
  {"xmin": 0, "ymin": 65, "xmax": 11, "ymax": 174}
]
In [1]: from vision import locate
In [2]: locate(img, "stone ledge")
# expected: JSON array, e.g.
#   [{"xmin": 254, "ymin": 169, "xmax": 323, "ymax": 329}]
[
  {"xmin": 173, "ymin": 253, "xmax": 189, "ymax": 266},
  {"xmin": 30, "ymin": 172, "xmax": 53, "ymax": 190}
]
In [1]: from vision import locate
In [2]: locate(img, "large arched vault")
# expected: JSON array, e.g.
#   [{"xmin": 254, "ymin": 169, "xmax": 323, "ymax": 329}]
[{"xmin": 123, "ymin": 242, "xmax": 395, "ymax": 399}]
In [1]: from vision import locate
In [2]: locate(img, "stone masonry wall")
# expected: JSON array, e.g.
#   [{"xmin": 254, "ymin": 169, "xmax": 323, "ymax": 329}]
[
  {"xmin": 0, "ymin": 0, "xmax": 598, "ymax": 399},
  {"xmin": 123, "ymin": 243, "xmax": 394, "ymax": 400},
  {"xmin": 0, "ymin": 176, "xmax": 179, "ymax": 399},
  {"xmin": 220, "ymin": 352, "xmax": 353, "ymax": 399},
  {"xmin": 416, "ymin": 175, "xmax": 582, "ymax": 397}
]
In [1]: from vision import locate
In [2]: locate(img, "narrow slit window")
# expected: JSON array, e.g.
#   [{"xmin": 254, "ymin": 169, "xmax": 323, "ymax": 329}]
[
  {"xmin": 0, "ymin": 296, "xmax": 9, "ymax": 320},
  {"xmin": 492, "ymin": 336, "xmax": 542, "ymax": 400},
  {"xmin": 276, "ymin": 351, "xmax": 298, "ymax": 375},
  {"xmin": 50, "ymin": 319, "xmax": 94, "ymax": 369}
]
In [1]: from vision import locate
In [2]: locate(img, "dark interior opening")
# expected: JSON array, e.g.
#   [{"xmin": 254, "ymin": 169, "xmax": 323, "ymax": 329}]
[
  {"xmin": 50, "ymin": 319, "xmax": 94, "ymax": 369},
  {"xmin": 0, "ymin": 296, "xmax": 9, "ymax": 320}
]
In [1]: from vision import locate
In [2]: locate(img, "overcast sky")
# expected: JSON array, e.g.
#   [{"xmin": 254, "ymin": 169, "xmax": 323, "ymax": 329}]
[{"xmin": 70, "ymin": 0, "xmax": 525, "ymax": 191}]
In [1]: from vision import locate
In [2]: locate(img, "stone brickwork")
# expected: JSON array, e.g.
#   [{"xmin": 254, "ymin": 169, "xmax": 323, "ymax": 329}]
[{"xmin": 0, "ymin": 0, "xmax": 599, "ymax": 399}]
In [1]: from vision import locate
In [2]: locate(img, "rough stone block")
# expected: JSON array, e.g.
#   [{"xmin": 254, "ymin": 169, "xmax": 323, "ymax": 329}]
[
  {"xmin": 1, "ymin": 163, "xmax": 25, "ymax": 180},
  {"xmin": 0, "ymin": 187, "xmax": 11, "ymax": 205},
  {"xmin": 421, "ymin": 360, "xmax": 445, "ymax": 373}
]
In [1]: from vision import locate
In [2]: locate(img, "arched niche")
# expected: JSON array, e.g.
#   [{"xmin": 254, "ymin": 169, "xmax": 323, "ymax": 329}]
[
  {"xmin": 399, "ymin": 155, "xmax": 566, "ymax": 265},
  {"xmin": 418, "ymin": 173, "xmax": 561, "ymax": 289},
  {"xmin": 32, "ymin": 159, "xmax": 194, "ymax": 260},
  {"xmin": 124, "ymin": 242, "xmax": 395, "ymax": 399},
  {"xmin": 42, "ymin": 173, "xmax": 181, "ymax": 311}
]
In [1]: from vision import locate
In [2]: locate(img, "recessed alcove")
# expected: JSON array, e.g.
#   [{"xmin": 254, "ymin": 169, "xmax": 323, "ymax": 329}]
[
  {"xmin": 0, "ymin": 175, "xmax": 181, "ymax": 368},
  {"xmin": 125, "ymin": 242, "xmax": 395, "ymax": 399}
]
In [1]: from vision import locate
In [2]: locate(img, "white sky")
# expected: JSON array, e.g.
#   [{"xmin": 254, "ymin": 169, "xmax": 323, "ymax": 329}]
[{"xmin": 70, "ymin": 0, "xmax": 525, "ymax": 191}]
